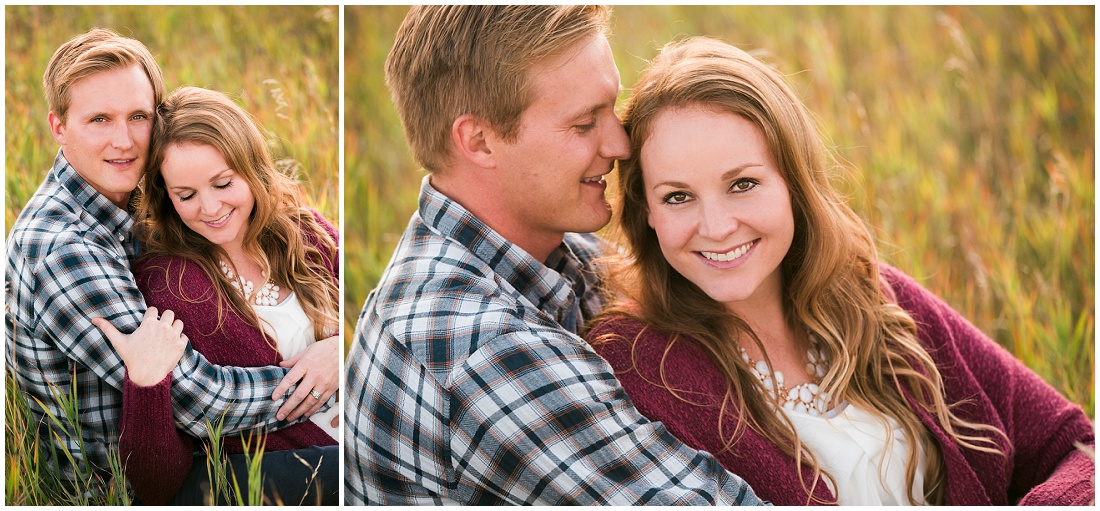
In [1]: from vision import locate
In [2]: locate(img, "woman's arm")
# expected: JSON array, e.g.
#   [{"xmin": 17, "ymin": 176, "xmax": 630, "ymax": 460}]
[
  {"xmin": 269, "ymin": 209, "xmax": 342, "ymax": 421},
  {"xmin": 94, "ymin": 307, "xmax": 194, "ymax": 505},
  {"xmin": 883, "ymin": 265, "xmax": 1094, "ymax": 505},
  {"xmin": 118, "ymin": 372, "xmax": 196, "ymax": 505}
]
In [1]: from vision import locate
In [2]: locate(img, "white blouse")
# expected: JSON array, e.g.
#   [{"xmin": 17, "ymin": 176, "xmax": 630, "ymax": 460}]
[
  {"xmin": 782, "ymin": 402, "xmax": 926, "ymax": 505},
  {"xmin": 254, "ymin": 292, "xmax": 339, "ymax": 439}
]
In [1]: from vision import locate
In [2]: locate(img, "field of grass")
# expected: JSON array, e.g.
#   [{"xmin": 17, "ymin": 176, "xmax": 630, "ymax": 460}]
[
  {"xmin": 5, "ymin": 5, "xmax": 338, "ymax": 505},
  {"xmin": 345, "ymin": 5, "xmax": 1094, "ymax": 416}
]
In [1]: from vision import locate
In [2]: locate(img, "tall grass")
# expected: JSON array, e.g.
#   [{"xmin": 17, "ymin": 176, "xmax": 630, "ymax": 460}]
[
  {"xmin": 5, "ymin": 369, "xmax": 132, "ymax": 505},
  {"xmin": 344, "ymin": 6, "xmax": 1093, "ymax": 415},
  {"xmin": 5, "ymin": 5, "xmax": 339, "ymax": 505},
  {"xmin": 6, "ymin": 367, "xmax": 290, "ymax": 505}
]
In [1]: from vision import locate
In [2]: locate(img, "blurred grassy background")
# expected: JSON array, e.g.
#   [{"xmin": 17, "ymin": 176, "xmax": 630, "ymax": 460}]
[
  {"xmin": 5, "ymin": 5, "xmax": 338, "ymax": 505},
  {"xmin": 5, "ymin": 5, "xmax": 339, "ymax": 226},
  {"xmin": 345, "ymin": 5, "xmax": 1093, "ymax": 415}
]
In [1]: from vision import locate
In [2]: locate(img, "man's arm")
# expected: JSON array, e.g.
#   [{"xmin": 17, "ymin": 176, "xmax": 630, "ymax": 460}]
[
  {"xmin": 33, "ymin": 240, "xmax": 299, "ymax": 436},
  {"xmin": 449, "ymin": 329, "xmax": 766, "ymax": 505}
]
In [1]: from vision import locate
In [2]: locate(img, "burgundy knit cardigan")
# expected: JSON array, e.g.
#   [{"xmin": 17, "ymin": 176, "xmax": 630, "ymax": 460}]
[
  {"xmin": 118, "ymin": 210, "xmax": 339, "ymax": 505},
  {"xmin": 587, "ymin": 265, "xmax": 1094, "ymax": 505}
]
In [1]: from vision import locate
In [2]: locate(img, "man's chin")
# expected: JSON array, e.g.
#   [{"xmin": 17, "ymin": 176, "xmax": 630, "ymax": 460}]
[{"xmin": 569, "ymin": 209, "xmax": 613, "ymax": 234}]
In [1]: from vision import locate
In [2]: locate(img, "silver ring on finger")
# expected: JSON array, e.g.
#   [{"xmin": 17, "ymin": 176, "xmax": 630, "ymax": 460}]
[{"xmin": 310, "ymin": 389, "xmax": 323, "ymax": 400}]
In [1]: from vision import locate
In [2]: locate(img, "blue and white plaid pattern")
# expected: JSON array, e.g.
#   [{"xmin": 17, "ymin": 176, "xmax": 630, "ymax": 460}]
[
  {"xmin": 345, "ymin": 177, "xmax": 765, "ymax": 505},
  {"xmin": 6, "ymin": 151, "xmax": 301, "ymax": 482}
]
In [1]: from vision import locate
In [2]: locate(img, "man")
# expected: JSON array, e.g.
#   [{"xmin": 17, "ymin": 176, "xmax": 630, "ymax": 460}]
[
  {"xmin": 345, "ymin": 6, "xmax": 766, "ymax": 505},
  {"xmin": 5, "ymin": 28, "xmax": 332, "ymax": 501}
]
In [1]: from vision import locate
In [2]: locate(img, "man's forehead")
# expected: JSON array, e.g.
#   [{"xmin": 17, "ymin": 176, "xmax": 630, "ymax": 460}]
[
  {"xmin": 66, "ymin": 66, "xmax": 155, "ymax": 112},
  {"xmin": 525, "ymin": 35, "xmax": 620, "ymax": 109}
]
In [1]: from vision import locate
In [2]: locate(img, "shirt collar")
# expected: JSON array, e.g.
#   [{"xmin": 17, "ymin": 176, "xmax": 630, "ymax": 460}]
[
  {"xmin": 418, "ymin": 176, "xmax": 583, "ymax": 321},
  {"xmin": 52, "ymin": 149, "xmax": 135, "ymax": 238}
]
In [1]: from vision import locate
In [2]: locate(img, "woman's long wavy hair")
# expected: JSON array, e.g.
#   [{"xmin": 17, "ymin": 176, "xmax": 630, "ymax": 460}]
[
  {"xmin": 136, "ymin": 86, "xmax": 338, "ymax": 346},
  {"xmin": 591, "ymin": 37, "xmax": 1007, "ymax": 504}
]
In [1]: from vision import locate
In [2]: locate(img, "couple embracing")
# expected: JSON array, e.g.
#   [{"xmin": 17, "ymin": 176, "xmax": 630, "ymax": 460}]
[
  {"xmin": 7, "ymin": 29, "xmax": 339, "ymax": 504},
  {"xmin": 346, "ymin": 5, "xmax": 1093, "ymax": 505}
]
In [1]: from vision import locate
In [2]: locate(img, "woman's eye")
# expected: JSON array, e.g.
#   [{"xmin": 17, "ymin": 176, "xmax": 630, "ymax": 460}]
[
  {"xmin": 178, "ymin": 193, "xmax": 195, "ymax": 202},
  {"xmin": 662, "ymin": 191, "xmax": 691, "ymax": 205},
  {"xmin": 731, "ymin": 178, "xmax": 759, "ymax": 193},
  {"xmin": 214, "ymin": 179, "xmax": 233, "ymax": 190}
]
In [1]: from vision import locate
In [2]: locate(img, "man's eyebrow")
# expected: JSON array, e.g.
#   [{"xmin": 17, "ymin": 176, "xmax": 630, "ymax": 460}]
[
  {"xmin": 81, "ymin": 108, "xmax": 152, "ymax": 120},
  {"xmin": 567, "ymin": 91, "xmax": 620, "ymax": 121}
]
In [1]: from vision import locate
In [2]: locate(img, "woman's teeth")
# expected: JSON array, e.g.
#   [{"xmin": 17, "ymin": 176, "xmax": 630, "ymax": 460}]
[{"xmin": 701, "ymin": 241, "xmax": 754, "ymax": 262}]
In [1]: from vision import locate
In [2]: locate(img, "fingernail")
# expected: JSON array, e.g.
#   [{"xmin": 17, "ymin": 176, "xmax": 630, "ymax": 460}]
[{"xmin": 277, "ymin": 414, "xmax": 285, "ymax": 421}]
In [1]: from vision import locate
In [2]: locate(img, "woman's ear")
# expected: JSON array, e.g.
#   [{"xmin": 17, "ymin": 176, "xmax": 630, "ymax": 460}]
[{"xmin": 451, "ymin": 114, "xmax": 495, "ymax": 169}]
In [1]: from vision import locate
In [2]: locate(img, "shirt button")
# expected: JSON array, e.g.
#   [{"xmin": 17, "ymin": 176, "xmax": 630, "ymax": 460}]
[{"xmin": 118, "ymin": 235, "xmax": 125, "ymax": 242}]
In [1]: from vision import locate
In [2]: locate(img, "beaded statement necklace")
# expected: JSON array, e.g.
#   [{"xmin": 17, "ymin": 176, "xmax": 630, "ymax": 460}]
[
  {"xmin": 219, "ymin": 260, "xmax": 281, "ymax": 306},
  {"xmin": 740, "ymin": 338, "xmax": 832, "ymax": 416}
]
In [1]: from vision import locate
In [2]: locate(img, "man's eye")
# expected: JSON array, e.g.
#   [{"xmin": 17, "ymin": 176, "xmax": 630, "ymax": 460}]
[{"xmin": 574, "ymin": 121, "xmax": 597, "ymax": 133}]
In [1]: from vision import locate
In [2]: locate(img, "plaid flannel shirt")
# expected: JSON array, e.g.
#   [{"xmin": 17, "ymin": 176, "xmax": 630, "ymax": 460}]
[
  {"xmin": 345, "ymin": 177, "xmax": 766, "ymax": 505},
  {"xmin": 6, "ymin": 151, "xmax": 300, "ymax": 482}
]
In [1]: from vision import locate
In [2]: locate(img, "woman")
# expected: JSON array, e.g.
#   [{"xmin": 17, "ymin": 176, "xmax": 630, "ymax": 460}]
[
  {"xmin": 105, "ymin": 87, "xmax": 340, "ymax": 505},
  {"xmin": 585, "ymin": 37, "xmax": 1093, "ymax": 505}
]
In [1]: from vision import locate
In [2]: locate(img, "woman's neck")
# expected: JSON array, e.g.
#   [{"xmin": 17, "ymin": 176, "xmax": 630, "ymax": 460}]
[{"xmin": 727, "ymin": 286, "xmax": 816, "ymax": 388}]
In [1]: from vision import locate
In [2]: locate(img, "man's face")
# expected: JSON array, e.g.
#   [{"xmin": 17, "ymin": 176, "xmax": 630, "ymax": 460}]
[
  {"xmin": 487, "ymin": 33, "xmax": 629, "ymax": 258},
  {"xmin": 49, "ymin": 65, "xmax": 155, "ymax": 208}
]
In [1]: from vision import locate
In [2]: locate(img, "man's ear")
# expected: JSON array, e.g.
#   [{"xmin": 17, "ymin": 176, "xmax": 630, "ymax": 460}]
[
  {"xmin": 48, "ymin": 111, "xmax": 66, "ymax": 145},
  {"xmin": 451, "ymin": 113, "xmax": 495, "ymax": 169}
]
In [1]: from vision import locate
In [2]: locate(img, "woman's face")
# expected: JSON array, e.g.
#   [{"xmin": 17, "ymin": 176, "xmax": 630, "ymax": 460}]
[
  {"xmin": 641, "ymin": 106, "xmax": 794, "ymax": 313},
  {"xmin": 160, "ymin": 142, "xmax": 255, "ymax": 252}
]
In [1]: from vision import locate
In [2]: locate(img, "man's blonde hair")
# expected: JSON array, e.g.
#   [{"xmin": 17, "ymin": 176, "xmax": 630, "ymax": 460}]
[
  {"xmin": 43, "ymin": 28, "xmax": 165, "ymax": 122},
  {"xmin": 385, "ymin": 5, "xmax": 611, "ymax": 172}
]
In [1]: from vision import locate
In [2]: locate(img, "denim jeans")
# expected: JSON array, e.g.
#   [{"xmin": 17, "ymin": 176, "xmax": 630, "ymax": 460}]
[{"xmin": 164, "ymin": 445, "xmax": 339, "ymax": 505}]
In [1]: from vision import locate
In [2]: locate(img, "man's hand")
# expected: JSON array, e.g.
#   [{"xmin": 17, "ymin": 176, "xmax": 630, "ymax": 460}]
[
  {"xmin": 93, "ymin": 307, "xmax": 188, "ymax": 387},
  {"xmin": 272, "ymin": 335, "xmax": 339, "ymax": 421}
]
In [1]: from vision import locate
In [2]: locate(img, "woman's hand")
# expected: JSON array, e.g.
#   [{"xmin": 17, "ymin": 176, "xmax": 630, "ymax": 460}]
[
  {"xmin": 273, "ymin": 335, "xmax": 340, "ymax": 421},
  {"xmin": 93, "ymin": 307, "xmax": 188, "ymax": 387}
]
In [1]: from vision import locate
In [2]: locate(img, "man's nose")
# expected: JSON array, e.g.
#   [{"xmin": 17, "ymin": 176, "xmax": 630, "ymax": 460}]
[
  {"xmin": 110, "ymin": 122, "xmax": 135, "ymax": 150},
  {"xmin": 600, "ymin": 115, "xmax": 631, "ymax": 160}
]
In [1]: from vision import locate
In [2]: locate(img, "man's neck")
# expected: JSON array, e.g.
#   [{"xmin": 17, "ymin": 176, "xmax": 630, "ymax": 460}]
[
  {"xmin": 430, "ymin": 172, "xmax": 562, "ymax": 263},
  {"xmin": 107, "ymin": 193, "xmax": 131, "ymax": 210}
]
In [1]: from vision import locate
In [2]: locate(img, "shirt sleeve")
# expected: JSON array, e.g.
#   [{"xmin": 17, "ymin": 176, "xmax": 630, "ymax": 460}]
[
  {"xmin": 885, "ymin": 267, "xmax": 1094, "ymax": 505},
  {"xmin": 449, "ymin": 329, "xmax": 767, "ymax": 505},
  {"xmin": 32, "ymin": 240, "xmax": 294, "ymax": 437},
  {"xmin": 118, "ymin": 372, "xmax": 194, "ymax": 505}
]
